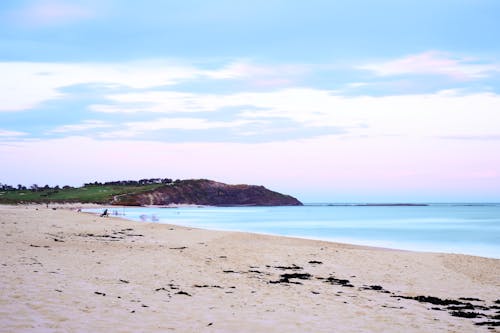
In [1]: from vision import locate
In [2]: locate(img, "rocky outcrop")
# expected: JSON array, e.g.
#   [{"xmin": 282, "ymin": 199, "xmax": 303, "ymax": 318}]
[{"xmin": 111, "ymin": 179, "xmax": 302, "ymax": 206}]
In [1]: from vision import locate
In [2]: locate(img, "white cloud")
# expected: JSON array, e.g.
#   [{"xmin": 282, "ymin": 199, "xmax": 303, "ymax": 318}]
[
  {"xmin": 97, "ymin": 117, "xmax": 254, "ymax": 139},
  {"xmin": 91, "ymin": 87, "xmax": 500, "ymax": 140},
  {"xmin": 0, "ymin": 60, "xmax": 307, "ymax": 112},
  {"xmin": 0, "ymin": 61, "xmax": 202, "ymax": 111},
  {"xmin": 49, "ymin": 120, "xmax": 111, "ymax": 133},
  {"xmin": 203, "ymin": 60, "xmax": 310, "ymax": 84},
  {"xmin": 0, "ymin": 130, "xmax": 27, "ymax": 137},
  {"xmin": 358, "ymin": 51, "xmax": 500, "ymax": 80}
]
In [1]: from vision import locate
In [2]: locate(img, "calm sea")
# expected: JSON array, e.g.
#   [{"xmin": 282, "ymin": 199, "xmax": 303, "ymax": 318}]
[{"xmin": 86, "ymin": 204, "xmax": 500, "ymax": 259}]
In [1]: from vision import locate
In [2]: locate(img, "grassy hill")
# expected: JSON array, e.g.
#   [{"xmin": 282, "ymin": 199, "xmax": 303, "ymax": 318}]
[
  {"xmin": 0, "ymin": 184, "xmax": 164, "ymax": 204},
  {"xmin": 0, "ymin": 179, "xmax": 302, "ymax": 206}
]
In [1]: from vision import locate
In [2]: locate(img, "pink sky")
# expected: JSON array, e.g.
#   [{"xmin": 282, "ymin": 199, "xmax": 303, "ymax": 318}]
[{"xmin": 2, "ymin": 133, "xmax": 499, "ymax": 202}]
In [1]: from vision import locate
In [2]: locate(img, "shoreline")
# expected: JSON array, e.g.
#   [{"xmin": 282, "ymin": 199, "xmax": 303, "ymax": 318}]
[
  {"xmin": 1, "ymin": 204, "xmax": 499, "ymax": 332},
  {"xmin": 84, "ymin": 204, "xmax": 500, "ymax": 260}
]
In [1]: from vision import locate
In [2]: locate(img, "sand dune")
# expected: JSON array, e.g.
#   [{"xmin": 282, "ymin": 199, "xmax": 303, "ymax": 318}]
[{"xmin": 0, "ymin": 204, "xmax": 498, "ymax": 332}]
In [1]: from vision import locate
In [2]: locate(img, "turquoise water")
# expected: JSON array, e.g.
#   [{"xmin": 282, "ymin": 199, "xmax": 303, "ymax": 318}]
[{"xmin": 86, "ymin": 204, "xmax": 500, "ymax": 259}]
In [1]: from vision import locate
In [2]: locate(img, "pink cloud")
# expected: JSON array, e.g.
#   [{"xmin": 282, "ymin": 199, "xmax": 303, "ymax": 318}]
[{"xmin": 358, "ymin": 51, "xmax": 499, "ymax": 80}]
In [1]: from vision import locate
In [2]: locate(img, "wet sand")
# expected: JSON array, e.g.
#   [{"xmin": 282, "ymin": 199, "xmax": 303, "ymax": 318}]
[{"xmin": 0, "ymin": 204, "xmax": 499, "ymax": 332}]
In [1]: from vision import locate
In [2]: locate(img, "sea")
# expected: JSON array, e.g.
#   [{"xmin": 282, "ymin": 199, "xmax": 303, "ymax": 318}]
[{"xmin": 85, "ymin": 203, "xmax": 500, "ymax": 259}]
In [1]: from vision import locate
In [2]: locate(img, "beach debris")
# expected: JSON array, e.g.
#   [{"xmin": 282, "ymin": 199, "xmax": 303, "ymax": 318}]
[
  {"xmin": 169, "ymin": 246, "xmax": 187, "ymax": 250},
  {"xmin": 155, "ymin": 283, "xmax": 180, "ymax": 292},
  {"xmin": 447, "ymin": 304, "xmax": 475, "ymax": 310},
  {"xmin": 389, "ymin": 294, "xmax": 500, "ymax": 328},
  {"xmin": 323, "ymin": 276, "xmax": 354, "ymax": 287},
  {"xmin": 94, "ymin": 291, "xmax": 106, "ymax": 296},
  {"xmin": 395, "ymin": 295, "xmax": 463, "ymax": 306},
  {"xmin": 381, "ymin": 305, "xmax": 404, "ymax": 309},
  {"xmin": 360, "ymin": 285, "xmax": 390, "ymax": 293},
  {"xmin": 30, "ymin": 244, "xmax": 50, "ymax": 248},
  {"xmin": 272, "ymin": 264, "xmax": 303, "ymax": 270},
  {"xmin": 269, "ymin": 272, "xmax": 312, "ymax": 284},
  {"xmin": 193, "ymin": 284, "xmax": 222, "ymax": 289},
  {"xmin": 450, "ymin": 311, "xmax": 484, "ymax": 318},
  {"xmin": 223, "ymin": 270, "xmax": 237, "ymax": 273},
  {"xmin": 308, "ymin": 260, "xmax": 323, "ymax": 264},
  {"xmin": 76, "ymin": 230, "xmax": 142, "ymax": 241},
  {"xmin": 248, "ymin": 270, "xmax": 267, "ymax": 274},
  {"xmin": 175, "ymin": 291, "xmax": 191, "ymax": 296},
  {"xmin": 475, "ymin": 321, "xmax": 500, "ymax": 327},
  {"xmin": 119, "ymin": 279, "xmax": 129, "ymax": 284},
  {"xmin": 459, "ymin": 297, "xmax": 484, "ymax": 302}
]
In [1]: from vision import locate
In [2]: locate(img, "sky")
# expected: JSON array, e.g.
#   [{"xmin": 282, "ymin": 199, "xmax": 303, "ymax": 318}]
[{"xmin": 1, "ymin": 0, "xmax": 500, "ymax": 202}]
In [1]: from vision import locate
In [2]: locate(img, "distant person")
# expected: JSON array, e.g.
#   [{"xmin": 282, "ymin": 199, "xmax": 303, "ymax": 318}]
[{"xmin": 100, "ymin": 209, "xmax": 109, "ymax": 217}]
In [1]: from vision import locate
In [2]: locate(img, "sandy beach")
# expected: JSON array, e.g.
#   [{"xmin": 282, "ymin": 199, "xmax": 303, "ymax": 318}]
[{"xmin": 0, "ymin": 204, "xmax": 498, "ymax": 332}]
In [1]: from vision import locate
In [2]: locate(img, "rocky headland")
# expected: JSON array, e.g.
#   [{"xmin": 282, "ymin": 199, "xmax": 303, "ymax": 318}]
[{"xmin": 111, "ymin": 179, "xmax": 302, "ymax": 206}]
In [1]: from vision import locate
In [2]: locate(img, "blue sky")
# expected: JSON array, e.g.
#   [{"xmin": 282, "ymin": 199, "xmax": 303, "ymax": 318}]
[{"xmin": 1, "ymin": 0, "xmax": 499, "ymax": 202}]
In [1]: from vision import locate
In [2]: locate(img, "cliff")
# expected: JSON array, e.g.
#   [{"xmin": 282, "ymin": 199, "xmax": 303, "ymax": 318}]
[{"xmin": 111, "ymin": 179, "xmax": 302, "ymax": 206}]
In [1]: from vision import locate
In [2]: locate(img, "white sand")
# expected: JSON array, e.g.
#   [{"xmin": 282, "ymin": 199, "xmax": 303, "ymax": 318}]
[{"xmin": 0, "ymin": 204, "xmax": 499, "ymax": 332}]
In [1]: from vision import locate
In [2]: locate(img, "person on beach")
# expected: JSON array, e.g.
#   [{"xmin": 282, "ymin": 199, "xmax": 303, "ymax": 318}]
[{"xmin": 100, "ymin": 209, "xmax": 109, "ymax": 217}]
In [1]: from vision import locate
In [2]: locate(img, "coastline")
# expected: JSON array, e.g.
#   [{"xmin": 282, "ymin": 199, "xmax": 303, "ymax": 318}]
[
  {"xmin": 1, "ymin": 204, "xmax": 499, "ymax": 332},
  {"xmin": 86, "ymin": 204, "xmax": 500, "ymax": 260}
]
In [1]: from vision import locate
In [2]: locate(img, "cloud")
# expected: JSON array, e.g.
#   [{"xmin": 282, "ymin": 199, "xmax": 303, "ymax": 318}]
[
  {"xmin": 97, "ymin": 117, "xmax": 255, "ymax": 139},
  {"xmin": 9, "ymin": 0, "xmax": 95, "ymax": 27},
  {"xmin": 439, "ymin": 135, "xmax": 500, "ymax": 141},
  {"xmin": 358, "ymin": 51, "xmax": 500, "ymax": 80},
  {"xmin": 0, "ymin": 129, "xmax": 27, "ymax": 137},
  {"xmin": 49, "ymin": 120, "xmax": 111, "ymax": 133},
  {"xmin": 0, "ymin": 60, "xmax": 308, "ymax": 112},
  {"xmin": 90, "ymin": 88, "xmax": 500, "ymax": 140},
  {"xmin": 0, "ymin": 61, "xmax": 203, "ymax": 111}
]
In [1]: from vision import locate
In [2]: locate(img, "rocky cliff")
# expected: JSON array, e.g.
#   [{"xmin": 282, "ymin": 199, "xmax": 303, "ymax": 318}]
[{"xmin": 111, "ymin": 179, "xmax": 302, "ymax": 206}]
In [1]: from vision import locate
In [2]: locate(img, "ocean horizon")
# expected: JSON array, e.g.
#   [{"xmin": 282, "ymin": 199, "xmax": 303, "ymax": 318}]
[{"xmin": 86, "ymin": 203, "xmax": 500, "ymax": 259}]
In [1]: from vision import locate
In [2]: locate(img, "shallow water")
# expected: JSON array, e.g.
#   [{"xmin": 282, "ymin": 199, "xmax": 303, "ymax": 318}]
[{"xmin": 87, "ymin": 204, "xmax": 500, "ymax": 259}]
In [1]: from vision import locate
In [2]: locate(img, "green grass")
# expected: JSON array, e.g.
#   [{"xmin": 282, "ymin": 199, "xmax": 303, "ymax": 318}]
[{"xmin": 0, "ymin": 184, "xmax": 164, "ymax": 204}]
